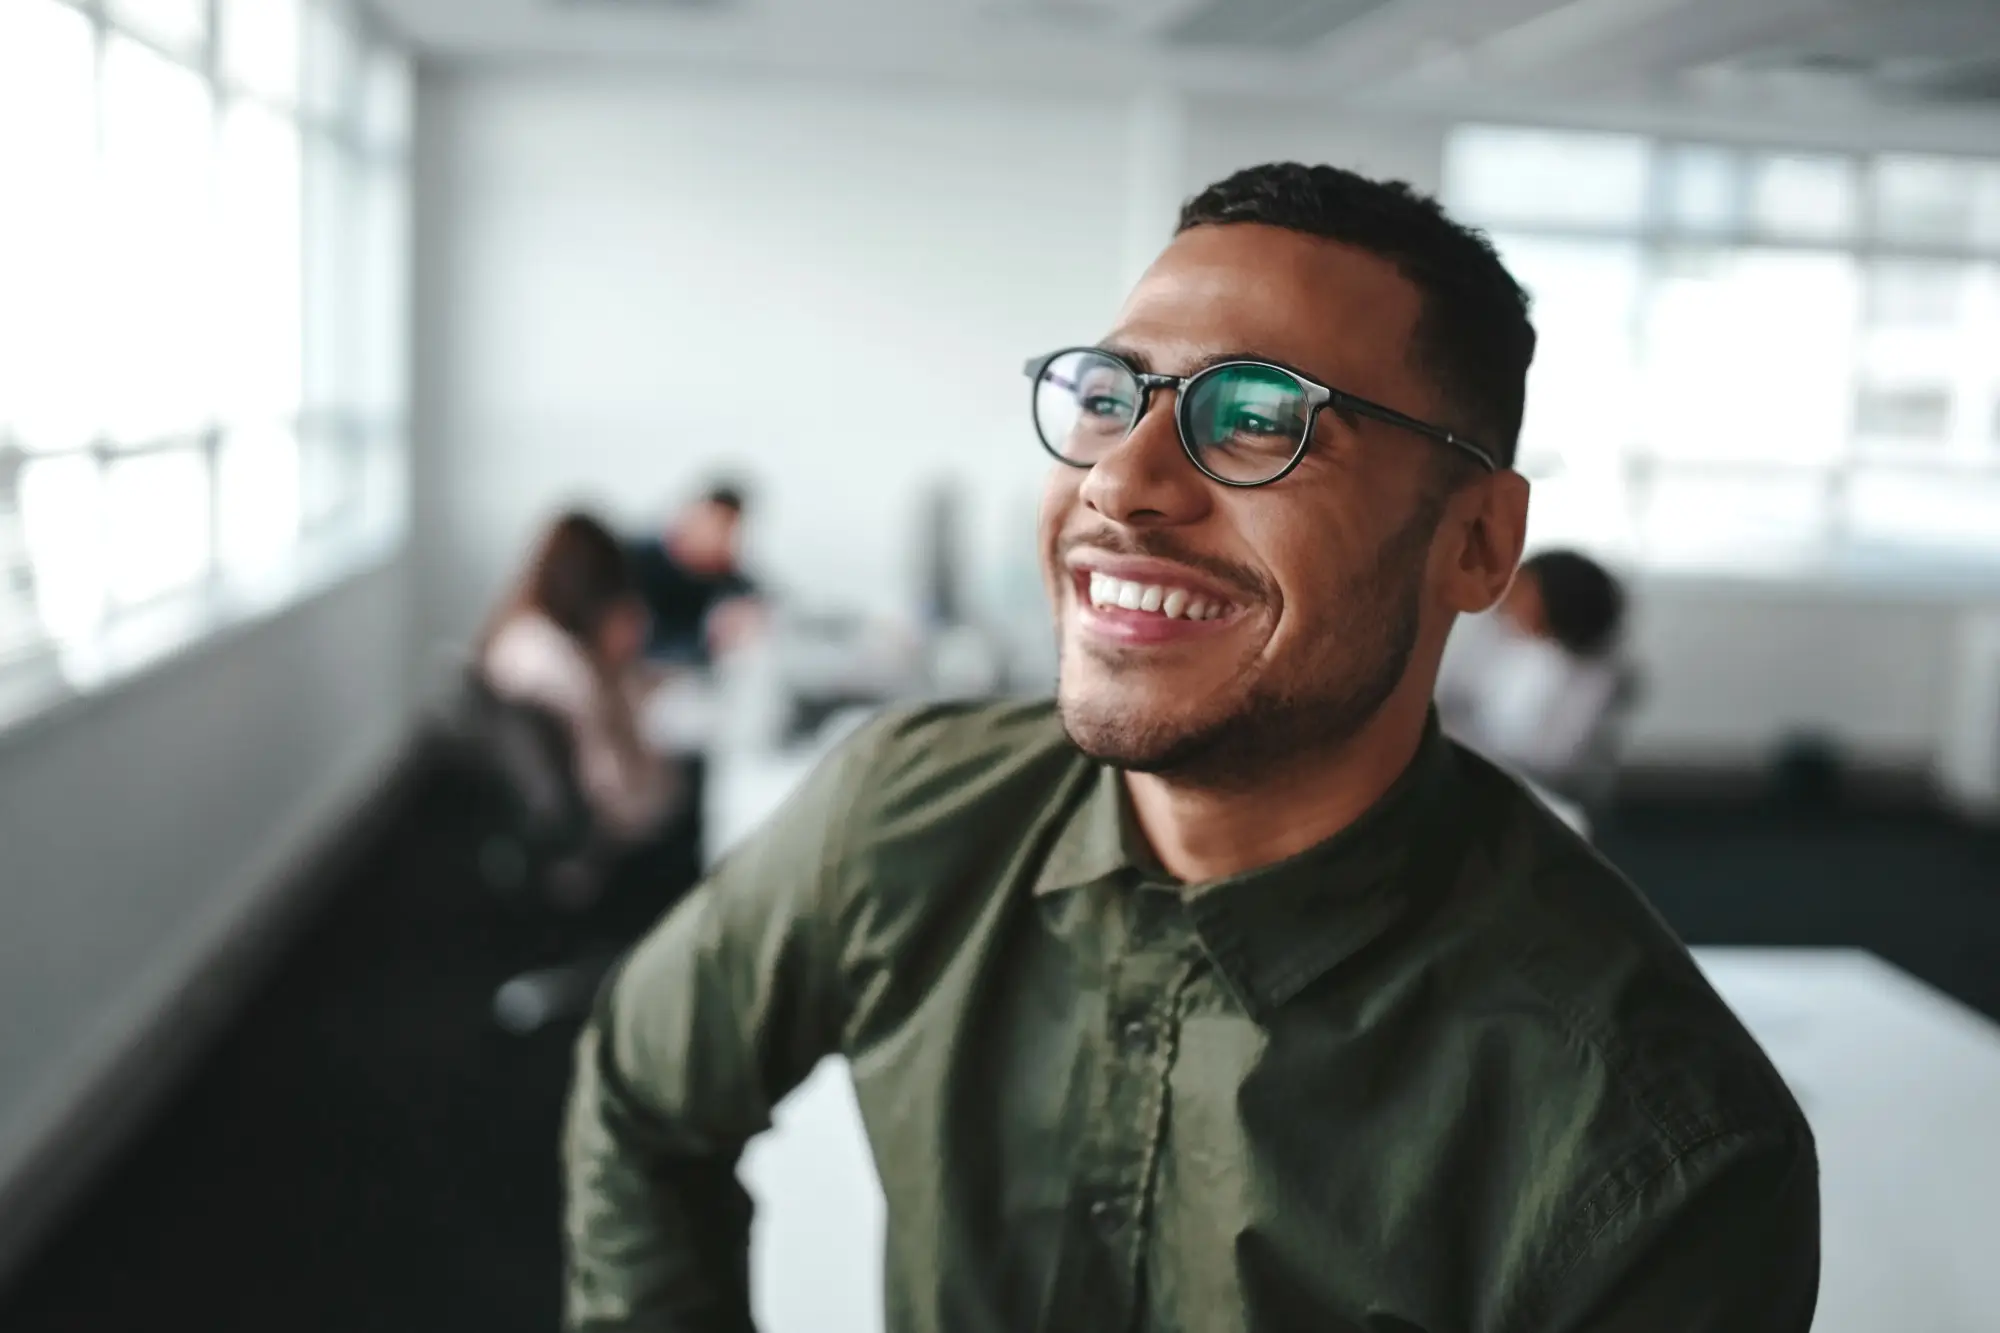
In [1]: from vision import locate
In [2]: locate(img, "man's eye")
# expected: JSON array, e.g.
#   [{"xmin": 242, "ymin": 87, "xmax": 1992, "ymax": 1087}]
[
  {"xmin": 1228, "ymin": 410, "xmax": 1289, "ymax": 438},
  {"xmin": 1082, "ymin": 395, "xmax": 1132, "ymax": 419}
]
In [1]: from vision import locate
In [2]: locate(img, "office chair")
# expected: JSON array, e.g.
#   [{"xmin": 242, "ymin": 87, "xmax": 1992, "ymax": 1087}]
[{"xmin": 439, "ymin": 673, "xmax": 623, "ymax": 1035}]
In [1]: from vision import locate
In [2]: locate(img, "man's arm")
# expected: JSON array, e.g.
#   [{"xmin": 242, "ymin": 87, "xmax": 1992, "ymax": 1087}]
[
  {"xmin": 561, "ymin": 736, "xmax": 866, "ymax": 1332},
  {"xmin": 1538, "ymin": 1125, "xmax": 1820, "ymax": 1332}
]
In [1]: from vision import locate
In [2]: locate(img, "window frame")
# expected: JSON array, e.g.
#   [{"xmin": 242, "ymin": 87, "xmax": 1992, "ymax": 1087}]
[
  {"xmin": 0, "ymin": 0, "xmax": 411, "ymax": 741},
  {"xmin": 1445, "ymin": 124, "xmax": 2000, "ymax": 583}
]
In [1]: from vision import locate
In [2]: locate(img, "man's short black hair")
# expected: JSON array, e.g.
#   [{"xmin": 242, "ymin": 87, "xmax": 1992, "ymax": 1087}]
[
  {"xmin": 1177, "ymin": 162, "xmax": 1535, "ymax": 469},
  {"xmin": 1522, "ymin": 549, "xmax": 1626, "ymax": 659},
  {"xmin": 701, "ymin": 482, "xmax": 747, "ymax": 515}
]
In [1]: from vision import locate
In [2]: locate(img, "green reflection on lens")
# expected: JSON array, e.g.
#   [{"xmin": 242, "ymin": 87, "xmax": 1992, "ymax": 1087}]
[{"xmin": 1186, "ymin": 364, "xmax": 1309, "ymax": 481}]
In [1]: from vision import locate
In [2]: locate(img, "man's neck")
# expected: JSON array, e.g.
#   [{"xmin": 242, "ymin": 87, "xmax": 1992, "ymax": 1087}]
[{"xmin": 1121, "ymin": 690, "xmax": 1433, "ymax": 885}]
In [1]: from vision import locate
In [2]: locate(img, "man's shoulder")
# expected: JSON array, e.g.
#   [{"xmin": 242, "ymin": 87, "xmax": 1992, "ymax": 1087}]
[
  {"xmin": 806, "ymin": 698, "xmax": 1084, "ymax": 875},
  {"xmin": 1447, "ymin": 750, "xmax": 1809, "ymax": 1155},
  {"xmin": 835, "ymin": 697, "xmax": 1080, "ymax": 822},
  {"xmin": 806, "ymin": 699, "xmax": 1085, "ymax": 1030}
]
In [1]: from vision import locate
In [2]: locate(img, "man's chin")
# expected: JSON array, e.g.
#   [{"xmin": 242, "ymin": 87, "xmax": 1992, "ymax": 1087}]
[{"xmin": 1056, "ymin": 687, "xmax": 1218, "ymax": 774}]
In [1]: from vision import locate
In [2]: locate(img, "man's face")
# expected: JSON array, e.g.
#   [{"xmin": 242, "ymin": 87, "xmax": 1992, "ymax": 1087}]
[
  {"xmin": 674, "ymin": 501, "xmax": 742, "ymax": 575},
  {"xmin": 1039, "ymin": 223, "xmax": 1470, "ymax": 786}
]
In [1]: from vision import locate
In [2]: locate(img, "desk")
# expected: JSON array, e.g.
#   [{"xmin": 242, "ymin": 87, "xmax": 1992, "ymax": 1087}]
[
  {"xmin": 712, "ymin": 753, "xmax": 2000, "ymax": 1333},
  {"xmin": 1693, "ymin": 948, "xmax": 2000, "ymax": 1333}
]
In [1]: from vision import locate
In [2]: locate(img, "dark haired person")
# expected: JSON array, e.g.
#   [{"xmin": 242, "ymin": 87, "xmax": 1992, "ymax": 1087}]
[
  {"xmin": 482, "ymin": 511, "xmax": 678, "ymax": 843},
  {"xmin": 629, "ymin": 482, "xmax": 764, "ymax": 666},
  {"xmin": 563, "ymin": 164, "xmax": 1817, "ymax": 1332},
  {"xmin": 1437, "ymin": 548, "xmax": 1632, "ymax": 789}
]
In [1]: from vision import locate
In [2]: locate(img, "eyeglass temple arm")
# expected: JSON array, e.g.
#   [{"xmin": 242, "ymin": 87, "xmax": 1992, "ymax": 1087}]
[{"xmin": 1333, "ymin": 392, "xmax": 1499, "ymax": 472}]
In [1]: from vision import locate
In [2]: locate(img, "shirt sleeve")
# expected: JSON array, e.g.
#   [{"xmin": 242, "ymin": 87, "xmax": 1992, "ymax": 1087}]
[
  {"xmin": 561, "ymin": 728, "xmax": 871, "ymax": 1332},
  {"xmin": 1535, "ymin": 1126, "xmax": 1820, "ymax": 1333}
]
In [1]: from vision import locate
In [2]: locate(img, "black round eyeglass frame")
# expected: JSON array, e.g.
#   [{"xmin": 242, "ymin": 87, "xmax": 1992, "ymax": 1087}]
[{"xmin": 1022, "ymin": 346, "xmax": 1499, "ymax": 487}]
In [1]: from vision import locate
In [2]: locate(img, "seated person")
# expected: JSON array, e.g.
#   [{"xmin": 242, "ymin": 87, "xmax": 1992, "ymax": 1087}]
[
  {"xmin": 1436, "ymin": 548, "xmax": 1630, "ymax": 789},
  {"xmin": 480, "ymin": 512, "xmax": 680, "ymax": 844},
  {"xmin": 628, "ymin": 482, "xmax": 765, "ymax": 667}
]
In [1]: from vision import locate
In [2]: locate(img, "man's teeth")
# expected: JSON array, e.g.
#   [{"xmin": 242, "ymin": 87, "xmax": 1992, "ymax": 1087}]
[{"xmin": 1087, "ymin": 573, "xmax": 1227, "ymax": 621}]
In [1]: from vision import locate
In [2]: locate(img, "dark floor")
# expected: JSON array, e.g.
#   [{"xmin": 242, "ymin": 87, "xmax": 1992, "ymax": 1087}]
[{"xmin": 2, "ymin": 778, "xmax": 1997, "ymax": 1333}]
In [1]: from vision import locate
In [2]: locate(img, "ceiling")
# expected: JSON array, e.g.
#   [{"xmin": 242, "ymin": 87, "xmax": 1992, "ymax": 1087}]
[{"xmin": 367, "ymin": 0, "xmax": 2000, "ymax": 147}]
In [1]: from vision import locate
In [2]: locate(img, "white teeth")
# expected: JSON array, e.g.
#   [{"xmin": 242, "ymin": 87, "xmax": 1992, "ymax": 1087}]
[{"xmin": 1084, "ymin": 574, "xmax": 1230, "ymax": 621}]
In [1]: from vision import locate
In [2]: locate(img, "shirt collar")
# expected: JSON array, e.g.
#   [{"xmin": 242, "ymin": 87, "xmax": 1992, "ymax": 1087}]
[
  {"xmin": 1032, "ymin": 718, "xmax": 1461, "ymax": 1021},
  {"xmin": 1030, "ymin": 760, "xmax": 1148, "ymax": 900}
]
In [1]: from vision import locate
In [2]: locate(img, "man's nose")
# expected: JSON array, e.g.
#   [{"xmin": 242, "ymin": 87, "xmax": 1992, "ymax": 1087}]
[{"xmin": 1076, "ymin": 389, "xmax": 1211, "ymax": 529}]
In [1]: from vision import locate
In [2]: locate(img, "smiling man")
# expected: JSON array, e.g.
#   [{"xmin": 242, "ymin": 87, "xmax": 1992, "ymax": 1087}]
[{"xmin": 563, "ymin": 164, "xmax": 1819, "ymax": 1333}]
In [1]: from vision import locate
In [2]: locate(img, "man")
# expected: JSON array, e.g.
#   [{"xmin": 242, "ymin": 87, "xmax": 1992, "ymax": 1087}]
[
  {"xmin": 1437, "ymin": 548, "xmax": 1632, "ymax": 794},
  {"xmin": 627, "ymin": 483, "xmax": 765, "ymax": 884},
  {"xmin": 629, "ymin": 483, "xmax": 763, "ymax": 666},
  {"xmin": 564, "ymin": 164, "xmax": 1818, "ymax": 1332}
]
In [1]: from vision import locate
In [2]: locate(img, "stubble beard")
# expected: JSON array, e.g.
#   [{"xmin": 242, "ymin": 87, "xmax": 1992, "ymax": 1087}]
[{"xmin": 1056, "ymin": 500, "xmax": 1441, "ymax": 793}]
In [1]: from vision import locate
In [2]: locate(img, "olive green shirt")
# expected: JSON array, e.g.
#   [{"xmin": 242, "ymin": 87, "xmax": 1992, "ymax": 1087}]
[{"xmin": 563, "ymin": 700, "xmax": 1817, "ymax": 1333}]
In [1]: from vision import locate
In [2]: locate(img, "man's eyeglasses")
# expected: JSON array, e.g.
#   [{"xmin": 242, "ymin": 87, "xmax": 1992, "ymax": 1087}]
[{"xmin": 1023, "ymin": 347, "xmax": 1498, "ymax": 488}]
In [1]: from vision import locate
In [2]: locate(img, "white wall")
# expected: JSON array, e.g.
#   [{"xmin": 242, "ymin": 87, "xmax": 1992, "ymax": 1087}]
[
  {"xmin": 412, "ymin": 70, "xmax": 1136, "ymax": 658},
  {"xmin": 0, "ymin": 560, "xmax": 412, "ymax": 1263},
  {"xmin": 1181, "ymin": 98, "xmax": 1453, "ymax": 198},
  {"xmin": 413, "ymin": 73, "xmax": 1985, "ymax": 772},
  {"xmin": 1625, "ymin": 578, "xmax": 1985, "ymax": 769}
]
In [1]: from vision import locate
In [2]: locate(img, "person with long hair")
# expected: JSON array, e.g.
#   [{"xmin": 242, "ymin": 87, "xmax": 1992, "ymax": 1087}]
[{"xmin": 480, "ymin": 511, "xmax": 678, "ymax": 842}]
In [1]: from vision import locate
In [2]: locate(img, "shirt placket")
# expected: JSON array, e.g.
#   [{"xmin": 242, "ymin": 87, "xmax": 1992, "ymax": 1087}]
[{"xmin": 1039, "ymin": 883, "xmax": 1195, "ymax": 1333}]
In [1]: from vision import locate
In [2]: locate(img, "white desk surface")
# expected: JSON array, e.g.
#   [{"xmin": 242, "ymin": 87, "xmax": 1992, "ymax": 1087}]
[
  {"xmin": 1694, "ymin": 948, "xmax": 2000, "ymax": 1333},
  {"xmin": 714, "ymin": 752, "xmax": 2000, "ymax": 1333}
]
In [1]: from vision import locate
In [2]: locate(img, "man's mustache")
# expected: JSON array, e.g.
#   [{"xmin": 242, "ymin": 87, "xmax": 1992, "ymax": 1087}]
[{"xmin": 1056, "ymin": 528, "xmax": 1270, "ymax": 604}]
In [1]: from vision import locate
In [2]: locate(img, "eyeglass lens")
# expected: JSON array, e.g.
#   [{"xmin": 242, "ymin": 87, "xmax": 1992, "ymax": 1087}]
[{"xmin": 1032, "ymin": 350, "xmax": 1312, "ymax": 486}]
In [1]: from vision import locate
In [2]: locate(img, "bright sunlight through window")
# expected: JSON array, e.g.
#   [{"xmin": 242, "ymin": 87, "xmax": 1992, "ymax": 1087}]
[
  {"xmin": 1445, "ymin": 125, "xmax": 2000, "ymax": 580},
  {"xmin": 0, "ymin": 0, "xmax": 410, "ymax": 687}
]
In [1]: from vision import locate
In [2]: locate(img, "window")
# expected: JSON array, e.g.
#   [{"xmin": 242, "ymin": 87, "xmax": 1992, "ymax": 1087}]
[
  {"xmin": 1446, "ymin": 125, "xmax": 2000, "ymax": 577},
  {"xmin": 1442, "ymin": 126, "xmax": 1650, "ymax": 229},
  {"xmin": 101, "ymin": 36, "xmax": 216, "ymax": 445},
  {"xmin": 0, "ymin": 0, "xmax": 410, "ymax": 704},
  {"xmin": 107, "ymin": 0, "xmax": 206, "ymax": 55},
  {"xmin": 221, "ymin": 0, "xmax": 301, "ymax": 104}
]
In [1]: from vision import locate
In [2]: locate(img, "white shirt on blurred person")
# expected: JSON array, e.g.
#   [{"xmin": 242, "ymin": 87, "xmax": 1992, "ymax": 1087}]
[{"xmin": 1436, "ymin": 549, "xmax": 1629, "ymax": 788}]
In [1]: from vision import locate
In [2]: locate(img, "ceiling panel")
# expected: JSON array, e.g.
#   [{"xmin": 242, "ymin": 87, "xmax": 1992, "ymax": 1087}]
[
  {"xmin": 369, "ymin": 0, "xmax": 2000, "ymax": 148},
  {"xmin": 1159, "ymin": 0, "xmax": 1399, "ymax": 50}
]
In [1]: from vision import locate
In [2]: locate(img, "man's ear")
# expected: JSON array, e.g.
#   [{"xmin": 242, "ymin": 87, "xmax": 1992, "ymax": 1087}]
[{"xmin": 1440, "ymin": 469, "xmax": 1529, "ymax": 616}]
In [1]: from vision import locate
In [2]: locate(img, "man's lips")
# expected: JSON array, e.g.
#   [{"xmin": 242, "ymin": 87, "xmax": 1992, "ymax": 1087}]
[{"xmin": 1063, "ymin": 552, "xmax": 1256, "ymax": 646}]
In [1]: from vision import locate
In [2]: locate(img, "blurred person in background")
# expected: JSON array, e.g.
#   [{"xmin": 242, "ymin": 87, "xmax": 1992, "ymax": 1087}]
[
  {"xmin": 1436, "ymin": 548, "xmax": 1632, "ymax": 795},
  {"xmin": 563, "ymin": 164, "xmax": 1815, "ymax": 1332},
  {"xmin": 629, "ymin": 481, "xmax": 765, "ymax": 667},
  {"xmin": 626, "ymin": 482, "xmax": 770, "ymax": 881},
  {"xmin": 481, "ymin": 511, "xmax": 680, "ymax": 846}
]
